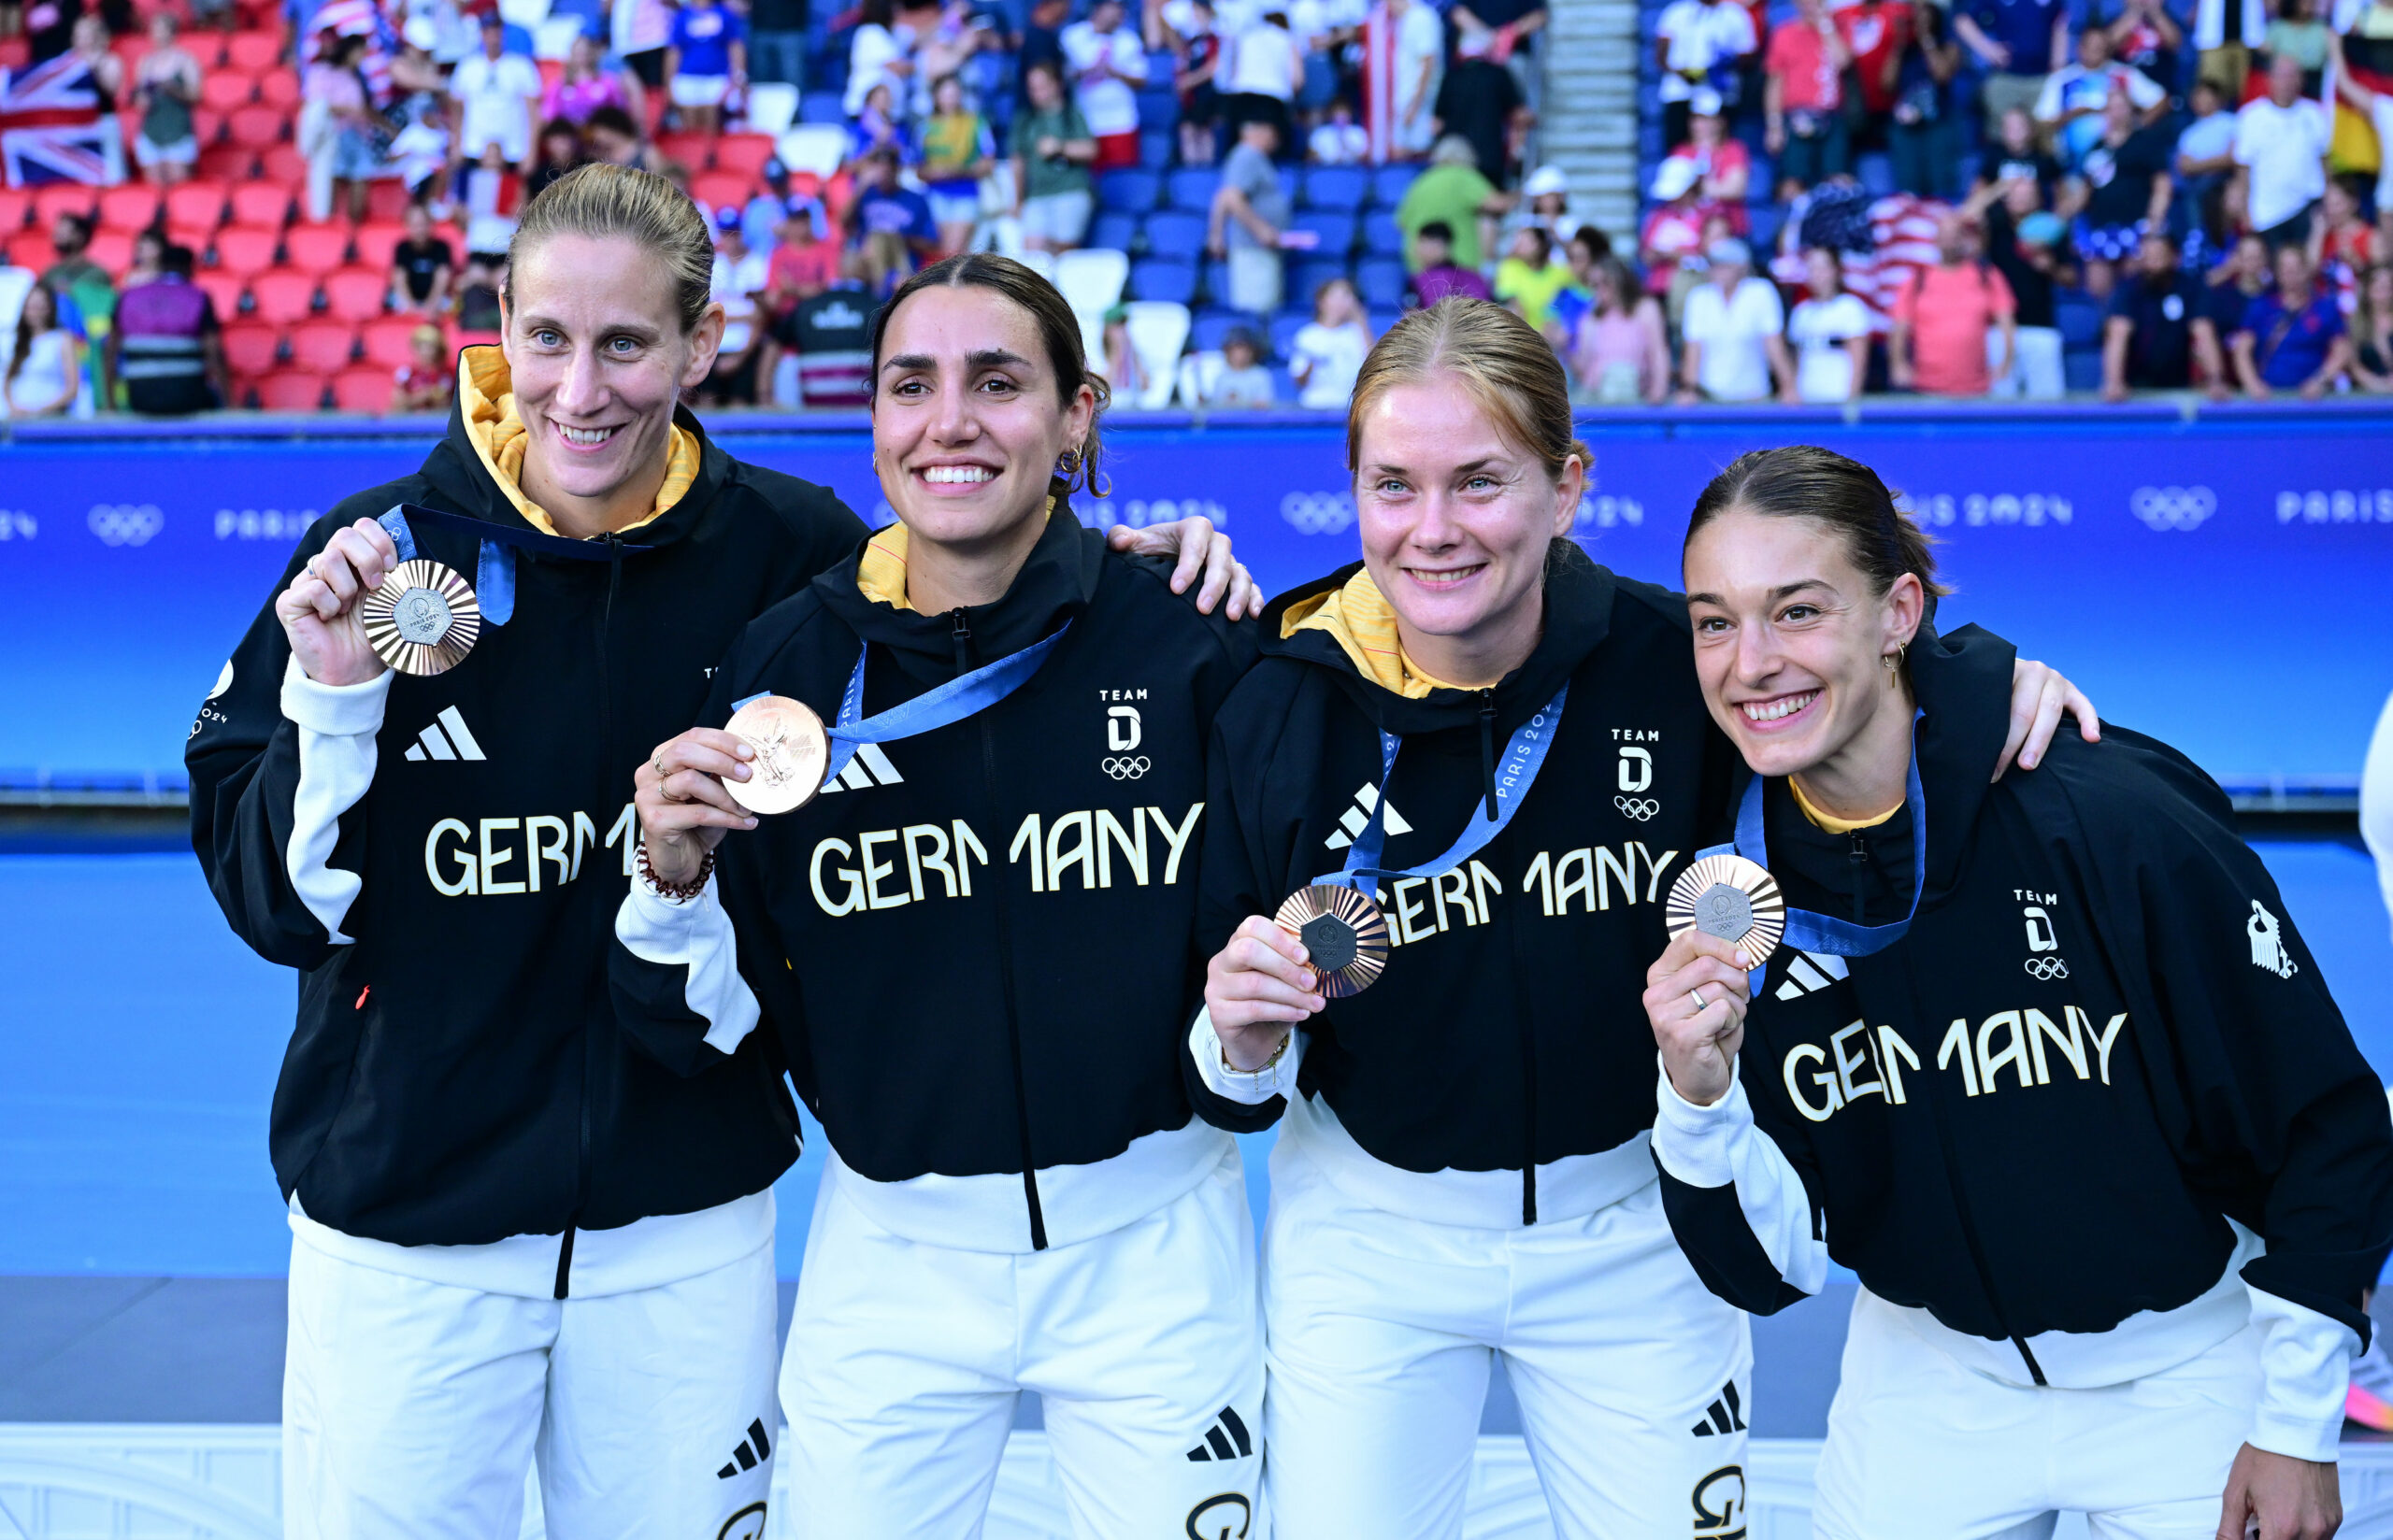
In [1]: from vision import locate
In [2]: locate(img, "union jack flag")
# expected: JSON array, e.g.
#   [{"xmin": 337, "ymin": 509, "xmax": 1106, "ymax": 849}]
[{"xmin": 0, "ymin": 53, "xmax": 126, "ymax": 188}]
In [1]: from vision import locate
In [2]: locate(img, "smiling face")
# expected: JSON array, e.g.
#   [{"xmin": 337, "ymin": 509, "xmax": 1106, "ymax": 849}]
[
  {"xmin": 872, "ymin": 281, "xmax": 1094, "ymax": 556},
  {"xmin": 501, "ymin": 232, "xmax": 723, "ymax": 533},
  {"xmin": 1683, "ymin": 507, "xmax": 1924, "ymax": 783},
  {"xmin": 1353, "ymin": 373, "xmax": 1582, "ymax": 684}
]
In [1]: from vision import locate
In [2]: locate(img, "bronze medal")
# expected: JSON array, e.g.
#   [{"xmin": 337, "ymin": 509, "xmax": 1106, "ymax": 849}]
[
  {"xmin": 1273, "ymin": 884, "xmax": 1392, "ymax": 999},
  {"xmin": 360, "ymin": 558, "xmax": 480, "ymax": 677},
  {"xmin": 1666, "ymin": 853, "xmax": 1786, "ymax": 967},
  {"xmin": 724, "ymin": 695, "xmax": 831, "ymax": 816}
]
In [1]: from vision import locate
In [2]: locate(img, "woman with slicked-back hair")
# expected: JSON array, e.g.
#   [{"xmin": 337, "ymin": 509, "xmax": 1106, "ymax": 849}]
[
  {"xmin": 1187, "ymin": 299, "xmax": 2099, "ymax": 1536},
  {"xmin": 189, "ymin": 167, "xmax": 1254, "ymax": 1539},
  {"xmin": 612, "ymin": 253, "xmax": 1269, "ymax": 1538}
]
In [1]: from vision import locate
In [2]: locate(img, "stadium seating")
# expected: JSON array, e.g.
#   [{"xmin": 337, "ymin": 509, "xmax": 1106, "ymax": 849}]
[
  {"xmin": 283, "ymin": 224, "xmax": 352, "ymax": 276},
  {"xmin": 225, "ymin": 30, "xmax": 280, "ymax": 73},
  {"xmin": 1290, "ymin": 209, "xmax": 1357, "ymax": 255},
  {"xmin": 225, "ymin": 106, "xmax": 284, "ymax": 150},
  {"xmin": 257, "ymin": 71, "xmax": 301, "ymax": 110},
  {"xmin": 364, "ymin": 182, "xmax": 411, "ymax": 222},
  {"xmin": 1129, "ymin": 257, "xmax": 1196, "ymax": 305},
  {"xmin": 332, "ymin": 364, "xmax": 394, "ymax": 413},
  {"xmin": 1090, "ymin": 211, "xmax": 1139, "ymax": 255},
  {"xmin": 1120, "ymin": 301, "xmax": 1191, "ymax": 410},
  {"xmin": 227, "ymin": 184, "xmax": 293, "ymax": 230},
  {"xmin": 1099, "ymin": 170, "xmax": 1160, "ymax": 213},
  {"xmin": 1288, "ymin": 257, "xmax": 1350, "ymax": 305},
  {"xmin": 321, "ymin": 266, "xmax": 389, "ymax": 322},
  {"xmin": 166, "ymin": 182, "xmax": 232, "ymax": 230},
  {"xmin": 1354, "ymin": 256, "xmax": 1407, "ymax": 309},
  {"xmin": 1301, "ymin": 166, "xmax": 1368, "ymax": 212},
  {"xmin": 1166, "ymin": 168, "xmax": 1216, "ymax": 215},
  {"xmin": 1363, "ymin": 210, "xmax": 1402, "ymax": 256},
  {"xmin": 253, "ymin": 371, "xmax": 328, "ymax": 410},
  {"xmin": 97, "ymin": 185, "xmax": 160, "ymax": 232},
  {"xmin": 0, "ymin": 188, "xmax": 30, "ymax": 232},
  {"xmin": 248, "ymin": 269, "xmax": 317, "ymax": 326},
  {"xmin": 714, "ymin": 135, "xmax": 780, "ymax": 178},
  {"xmin": 214, "ymin": 227, "xmax": 280, "ymax": 276},
  {"xmin": 690, "ymin": 171, "xmax": 753, "ymax": 214},
  {"xmin": 1188, "ymin": 308, "xmax": 1243, "ymax": 353},
  {"xmin": 360, "ymin": 316, "xmax": 430, "ymax": 369},
  {"xmin": 200, "ymin": 72, "xmax": 256, "ymax": 112},
  {"xmin": 748, "ymin": 82, "xmax": 800, "ymax": 136},
  {"xmin": 193, "ymin": 270, "xmax": 249, "ymax": 320},
  {"xmin": 85, "ymin": 231, "xmax": 133, "ymax": 273},
  {"xmin": 6, "ymin": 234, "xmax": 56, "ymax": 274},
  {"xmin": 34, "ymin": 186, "xmax": 93, "ymax": 226},
  {"xmin": 1370, "ymin": 164, "xmax": 1420, "ymax": 207},
  {"xmin": 287, "ymin": 319, "xmax": 357, "ymax": 373},
  {"xmin": 350, "ymin": 221, "xmax": 412, "ymax": 272}
]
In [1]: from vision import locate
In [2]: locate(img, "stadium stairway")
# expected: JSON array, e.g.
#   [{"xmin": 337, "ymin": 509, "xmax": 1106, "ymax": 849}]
[{"xmin": 1540, "ymin": 0, "xmax": 1644, "ymax": 239}]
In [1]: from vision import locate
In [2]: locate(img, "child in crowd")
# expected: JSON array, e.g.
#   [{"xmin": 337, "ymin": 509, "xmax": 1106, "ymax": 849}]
[
  {"xmin": 766, "ymin": 196, "xmax": 840, "ymax": 313},
  {"xmin": 1493, "ymin": 224, "xmax": 1570, "ymax": 330},
  {"xmin": 1287, "ymin": 276, "xmax": 1372, "ymax": 407},
  {"xmin": 1411, "ymin": 220, "xmax": 1492, "ymax": 305},
  {"xmin": 1204, "ymin": 326, "xmax": 1276, "ymax": 406},
  {"xmin": 1101, "ymin": 304, "xmax": 1149, "ymax": 398},
  {"xmin": 1310, "ymin": 99, "xmax": 1369, "ymax": 164},
  {"xmin": 392, "ymin": 323, "xmax": 453, "ymax": 412}
]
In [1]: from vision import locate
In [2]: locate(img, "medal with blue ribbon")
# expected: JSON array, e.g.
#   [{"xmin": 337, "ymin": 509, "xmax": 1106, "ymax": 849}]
[
  {"xmin": 724, "ymin": 622, "xmax": 1074, "ymax": 816},
  {"xmin": 366, "ymin": 502, "xmax": 659, "ymax": 676},
  {"xmin": 1275, "ymin": 684, "xmax": 1569, "ymax": 997}
]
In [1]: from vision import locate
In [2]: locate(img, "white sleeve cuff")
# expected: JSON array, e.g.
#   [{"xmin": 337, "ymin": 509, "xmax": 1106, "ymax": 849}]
[
  {"xmin": 2246, "ymin": 1285, "xmax": 2362, "ymax": 1464},
  {"xmin": 1650, "ymin": 1059, "xmax": 1753, "ymax": 1190},
  {"xmin": 279, "ymin": 654, "xmax": 393, "ymax": 737},
  {"xmin": 615, "ymin": 873, "xmax": 762, "ymax": 1058},
  {"xmin": 1189, "ymin": 1007, "xmax": 1299, "ymax": 1105}
]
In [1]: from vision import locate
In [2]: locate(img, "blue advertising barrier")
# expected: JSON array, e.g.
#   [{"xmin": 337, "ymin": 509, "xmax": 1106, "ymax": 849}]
[{"xmin": 2, "ymin": 402, "xmax": 2388, "ymax": 786}]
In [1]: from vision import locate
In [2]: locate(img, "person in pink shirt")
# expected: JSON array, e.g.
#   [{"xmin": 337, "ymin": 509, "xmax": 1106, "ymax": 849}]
[
  {"xmin": 1765, "ymin": 0, "xmax": 1852, "ymax": 195},
  {"xmin": 1639, "ymin": 155, "xmax": 1719, "ymax": 297},
  {"xmin": 543, "ymin": 31, "xmax": 644, "ymax": 126},
  {"xmin": 1667, "ymin": 87, "xmax": 1752, "ymax": 231},
  {"xmin": 1890, "ymin": 210, "xmax": 2018, "ymax": 395}
]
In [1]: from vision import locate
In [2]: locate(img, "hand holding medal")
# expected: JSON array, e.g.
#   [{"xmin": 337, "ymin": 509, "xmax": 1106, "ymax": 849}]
[
  {"xmin": 1643, "ymin": 855, "xmax": 1784, "ymax": 1108},
  {"xmin": 636, "ymin": 724, "xmax": 774, "ymax": 892},
  {"xmin": 274, "ymin": 518, "xmax": 409, "ymax": 688}
]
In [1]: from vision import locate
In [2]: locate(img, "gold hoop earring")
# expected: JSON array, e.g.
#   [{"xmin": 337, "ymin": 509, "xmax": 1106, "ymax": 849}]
[
  {"xmin": 1056, "ymin": 448, "xmax": 1081, "ymax": 478},
  {"xmin": 1883, "ymin": 644, "xmax": 1907, "ymax": 674}
]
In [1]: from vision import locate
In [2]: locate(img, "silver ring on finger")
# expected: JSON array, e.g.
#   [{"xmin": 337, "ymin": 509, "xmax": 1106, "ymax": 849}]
[{"xmin": 1688, "ymin": 988, "xmax": 1710, "ymax": 1013}]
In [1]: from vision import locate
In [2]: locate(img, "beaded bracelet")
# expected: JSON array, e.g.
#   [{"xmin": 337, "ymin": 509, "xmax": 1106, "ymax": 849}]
[{"xmin": 637, "ymin": 842, "xmax": 716, "ymax": 903}]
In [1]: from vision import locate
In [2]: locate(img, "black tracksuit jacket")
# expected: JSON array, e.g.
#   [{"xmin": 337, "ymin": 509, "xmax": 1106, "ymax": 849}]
[
  {"xmin": 187, "ymin": 397, "xmax": 865, "ymax": 1261},
  {"xmin": 1655, "ymin": 622, "xmax": 2393, "ymax": 1366},
  {"xmin": 1187, "ymin": 550, "xmax": 1743, "ymax": 1224},
  {"xmin": 608, "ymin": 506, "xmax": 1259, "ymax": 1249}
]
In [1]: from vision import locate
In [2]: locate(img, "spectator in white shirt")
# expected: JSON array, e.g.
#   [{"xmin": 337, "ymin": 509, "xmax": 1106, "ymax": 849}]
[
  {"xmin": 2032, "ymin": 24, "xmax": 2165, "ymax": 171},
  {"xmin": 449, "ymin": 13, "xmax": 542, "ymax": 171},
  {"xmin": 1219, "ymin": 8, "xmax": 1304, "ymax": 152},
  {"xmin": 1063, "ymin": 0, "xmax": 1152, "ymax": 171},
  {"xmin": 1288, "ymin": 275, "xmax": 1372, "ymax": 406},
  {"xmin": 844, "ymin": 0, "xmax": 916, "ymax": 118},
  {"xmin": 1675, "ymin": 236, "xmax": 1792, "ymax": 403},
  {"xmin": 1784, "ymin": 245, "xmax": 1871, "ymax": 402},
  {"xmin": 2234, "ymin": 52, "xmax": 2331, "ymax": 245},
  {"xmin": 1653, "ymin": 0, "xmax": 1756, "ymax": 149},
  {"xmin": 1309, "ymin": 97, "xmax": 1369, "ymax": 162},
  {"xmin": 706, "ymin": 206, "xmax": 772, "ymax": 404}
]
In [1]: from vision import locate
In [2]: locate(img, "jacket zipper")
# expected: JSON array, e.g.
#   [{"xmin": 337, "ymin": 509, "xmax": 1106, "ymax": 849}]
[
  {"xmin": 1476, "ymin": 691, "xmax": 1498, "ymax": 820},
  {"xmin": 956, "ymin": 608, "xmax": 1050, "ymax": 1250},
  {"xmin": 1848, "ymin": 832, "xmax": 1870, "ymax": 925},
  {"xmin": 1481, "ymin": 691, "xmax": 1538, "ymax": 1221},
  {"xmin": 554, "ymin": 536, "xmax": 626, "ymax": 1299}
]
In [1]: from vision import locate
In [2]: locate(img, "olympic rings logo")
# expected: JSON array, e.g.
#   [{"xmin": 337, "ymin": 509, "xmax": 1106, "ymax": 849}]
[
  {"xmin": 2129, "ymin": 486, "xmax": 2214, "ymax": 533},
  {"xmin": 88, "ymin": 503, "xmax": 165, "ymax": 547},
  {"xmin": 1101, "ymin": 756, "xmax": 1152, "ymax": 779},
  {"xmin": 1280, "ymin": 492, "xmax": 1356, "ymax": 535},
  {"xmin": 2024, "ymin": 956, "xmax": 2071, "ymax": 981},
  {"xmin": 1615, "ymin": 795, "xmax": 1660, "ymax": 821}
]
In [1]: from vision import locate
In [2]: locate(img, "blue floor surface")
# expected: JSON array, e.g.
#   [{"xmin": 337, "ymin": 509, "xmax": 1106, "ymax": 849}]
[{"xmin": 3, "ymin": 843, "xmax": 2389, "ymax": 1280}]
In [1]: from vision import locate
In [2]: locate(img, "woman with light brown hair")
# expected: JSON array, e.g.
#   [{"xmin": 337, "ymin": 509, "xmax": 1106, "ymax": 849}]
[{"xmin": 1185, "ymin": 297, "xmax": 2098, "ymax": 1536}]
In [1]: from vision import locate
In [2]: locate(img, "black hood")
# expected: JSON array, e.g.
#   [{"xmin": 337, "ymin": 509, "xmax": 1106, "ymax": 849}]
[{"xmin": 1258, "ymin": 544, "xmax": 1621, "ymax": 744}]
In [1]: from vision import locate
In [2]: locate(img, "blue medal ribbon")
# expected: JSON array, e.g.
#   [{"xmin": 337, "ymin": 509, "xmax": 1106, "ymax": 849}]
[
  {"xmin": 1313, "ymin": 684, "xmax": 1569, "ymax": 891},
  {"xmin": 1704, "ymin": 712, "xmax": 1927, "ymax": 961},
  {"xmin": 379, "ymin": 503, "xmax": 655, "ymax": 629},
  {"xmin": 735, "ymin": 622, "xmax": 1073, "ymax": 785}
]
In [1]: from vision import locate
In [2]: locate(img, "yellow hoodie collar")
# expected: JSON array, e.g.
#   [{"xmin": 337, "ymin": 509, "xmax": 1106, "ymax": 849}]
[
  {"xmin": 854, "ymin": 500, "xmax": 1055, "ymax": 612},
  {"xmin": 456, "ymin": 346, "xmax": 699, "ymax": 537},
  {"xmin": 1789, "ymin": 776, "xmax": 1902, "ymax": 834},
  {"xmin": 1282, "ymin": 567, "xmax": 1470, "ymax": 699}
]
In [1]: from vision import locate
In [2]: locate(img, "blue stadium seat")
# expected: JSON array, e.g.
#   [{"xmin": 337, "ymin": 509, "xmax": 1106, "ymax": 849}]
[
  {"xmin": 1355, "ymin": 256, "xmax": 1408, "ymax": 308},
  {"xmin": 1856, "ymin": 150, "xmax": 1898, "ymax": 198},
  {"xmin": 1099, "ymin": 169, "xmax": 1161, "ymax": 212},
  {"xmin": 2063, "ymin": 348, "xmax": 2104, "ymax": 392},
  {"xmin": 1289, "ymin": 257, "xmax": 1353, "ymax": 303},
  {"xmin": 1747, "ymin": 204, "xmax": 1785, "ymax": 251},
  {"xmin": 1131, "ymin": 257, "xmax": 1198, "ymax": 305},
  {"xmin": 2055, "ymin": 293, "xmax": 2106, "ymax": 350},
  {"xmin": 1364, "ymin": 210, "xmax": 1403, "ymax": 256},
  {"xmin": 1091, "ymin": 211, "xmax": 1140, "ymax": 253},
  {"xmin": 1303, "ymin": 165, "xmax": 1369, "ymax": 211},
  {"xmin": 1139, "ymin": 127, "xmax": 1176, "ymax": 168},
  {"xmin": 1190, "ymin": 307, "xmax": 1246, "ymax": 351},
  {"xmin": 1291, "ymin": 209, "xmax": 1358, "ymax": 254},
  {"xmin": 1144, "ymin": 209, "xmax": 1207, "ymax": 259},
  {"xmin": 1269, "ymin": 312, "xmax": 1312, "ymax": 358},
  {"xmin": 1367, "ymin": 305, "xmax": 1404, "ymax": 335},
  {"xmin": 1370, "ymin": 164, "xmax": 1421, "ymax": 207},
  {"xmin": 1269, "ymin": 364, "xmax": 1297, "ymax": 402},
  {"xmin": 1201, "ymin": 258, "xmax": 1234, "ymax": 306},
  {"xmin": 1168, "ymin": 167, "xmax": 1219, "ymax": 213},
  {"xmin": 800, "ymin": 91, "xmax": 847, "ymax": 124},
  {"xmin": 1136, "ymin": 89, "xmax": 1180, "ymax": 130},
  {"xmin": 1277, "ymin": 166, "xmax": 1301, "ymax": 206}
]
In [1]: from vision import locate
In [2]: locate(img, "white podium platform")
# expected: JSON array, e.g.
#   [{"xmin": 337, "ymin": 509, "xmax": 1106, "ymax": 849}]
[{"xmin": 5, "ymin": 1425, "xmax": 2393, "ymax": 1539}]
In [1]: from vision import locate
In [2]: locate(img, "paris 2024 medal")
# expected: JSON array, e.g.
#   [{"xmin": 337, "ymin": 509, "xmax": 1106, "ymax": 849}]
[
  {"xmin": 1273, "ymin": 884, "xmax": 1392, "ymax": 998},
  {"xmin": 1665, "ymin": 853, "xmax": 1786, "ymax": 967},
  {"xmin": 723, "ymin": 695, "xmax": 831, "ymax": 816},
  {"xmin": 361, "ymin": 558, "xmax": 481, "ymax": 677}
]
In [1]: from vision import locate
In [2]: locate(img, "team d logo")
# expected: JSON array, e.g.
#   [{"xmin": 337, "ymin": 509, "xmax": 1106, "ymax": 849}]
[
  {"xmin": 1103, "ymin": 704, "xmax": 1150, "ymax": 779},
  {"xmin": 1615, "ymin": 746, "xmax": 1658, "ymax": 821},
  {"xmin": 2248, "ymin": 901, "xmax": 2299, "ymax": 978}
]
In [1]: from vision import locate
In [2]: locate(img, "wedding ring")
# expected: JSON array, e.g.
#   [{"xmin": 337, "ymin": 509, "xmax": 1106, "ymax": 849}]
[{"xmin": 1689, "ymin": 988, "xmax": 1711, "ymax": 1013}]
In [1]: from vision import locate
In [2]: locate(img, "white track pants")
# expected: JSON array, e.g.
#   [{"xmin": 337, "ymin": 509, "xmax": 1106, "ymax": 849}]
[
  {"xmin": 1262, "ymin": 1145, "xmax": 1755, "ymax": 1540},
  {"xmin": 1813, "ymin": 1288, "xmax": 2262, "ymax": 1540},
  {"xmin": 283, "ymin": 1235, "xmax": 781, "ymax": 1540},
  {"xmin": 780, "ymin": 1149, "xmax": 1264, "ymax": 1540}
]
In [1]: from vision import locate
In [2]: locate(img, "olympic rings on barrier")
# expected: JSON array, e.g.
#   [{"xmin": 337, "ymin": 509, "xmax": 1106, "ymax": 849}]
[
  {"xmin": 2128, "ymin": 486, "xmax": 2215, "ymax": 533},
  {"xmin": 1100, "ymin": 756, "xmax": 1152, "ymax": 780},
  {"xmin": 1615, "ymin": 796, "xmax": 1660, "ymax": 821},
  {"xmin": 1280, "ymin": 492, "xmax": 1356, "ymax": 535},
  {"xmin": 88, "ymin": 504, "xmax": 165, "ymax": 547},
  {"xmin": 2024, "ymin": 956, "xmax": 2071, "ymax": 981}
]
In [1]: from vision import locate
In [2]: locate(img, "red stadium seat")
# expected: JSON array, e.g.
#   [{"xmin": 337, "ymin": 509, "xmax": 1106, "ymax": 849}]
[
  {"xmin": 186, "ymin": 30, "xmax": 230, "ymax": 68},
  {"xmin": 286, "ymin": 318, "xmax": 356, "ymax": 371},
  {"xmin": 654, "ymin": 131, "xmax": 711, "ymax": 170},
  {"xmin": 227, "ymin": 183, "xmax": 293, "ymax": 230},
  {"xmin": 219, "ymin": 319, "xmax": 280, "ymax": 375},
  {"xmin": 688, "ymin": 171, "xmax": 752, "ymax": 214},
  {"xmin": 197, "ymin": 144, "xmax": 255, "ymax": 181},
  {"xmin": 257, "ymin": 71, "xmax": 300, "ymax": 110},
  {"xmin": 713, "ymin": 134, "xmax": 778, "ymax": 179},
  {"xmin": 331, "ymin": 364, "xmax": 393, "ymax": 413},
  {"xmin": 363, "ymin": 180, "xmax": 411, "ymax": 222},
  {"xmin": 213, "ymin": 225, "xmax": 279, "ymax": 274},
  {"xmin": 248, "ymin": 267, "xmax": 317, "ymax": 324},
  {"xmin": 165, "ymin": 181, "xmax": 230, "ymax": 230},
  {"xmin": 259, "ymin": 145, "xmax": 307, "ymax": 185},
  {"xmin": 6, "ymin": 234, "xmax": 56, "ymax": 273},
  {"xmin": 537, "ymin": 57, "xmax": 565, "ymax": 92},
  {"xmin": 85, "ymin": 229, "xmax": 133, "ymax": 274},
  {"xmin": 96, "ymin": 184, "xmax": 158, "ymax": 231},
  {"xmin": 165, "ymin": 223, "xmax": 218, "ymax": 259},
  {"xmin": 349, "ymin": 219, "xmax": 406, "ymax": 271},
  {"xmin": 226, "ymin": 107, "xmax": 284, "ymax": 150},
  {"xmin": 0, "ymin": 186, "xmax": 29, "ymax": 231},
  {"xmin": 226, "ymin": 30, "xmax": 281, "ymax": 73},
  {"xmin": 252, "ymin": 370, "xmax": 327, "ymax": 410},
  {"xmin": 192, "ymin": 107, "xmax": 225, "ymax": 146},
  {"xmin": 282, "ymin": 222, "xmax": 351, "ymax": 274},
  {"xmin": 201, "ymin": 72, "xmax": 256, "ymax": 111},
  {"xmin": 33, "ymin": 184, "xmax": 94, "ymax": 227},
  {"xmin": 193, "ymin": 268, "xmax": 249, "ymax": 319},
  {"xmin": 359, "ymin": 314, "xmax": 429, "ymax": 368},
  {"xmin": 320, "ymin": 264, "xmax": 387, "ymax": 321}
]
